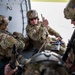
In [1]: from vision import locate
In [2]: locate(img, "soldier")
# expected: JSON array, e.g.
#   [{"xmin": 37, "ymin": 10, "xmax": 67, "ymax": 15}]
[
  {"xmin": 26, "ymin": 9, "xmax": 66, "ymax": 55},
  {"xmin": 63, "ymin": 0, "xmax": 75, "ymax": 73},
  {"xmin": 0, "ymin": 15, "xmax": 29, "ymax": 75},
  {"xmin": 25, "ymin": 9, "xmax": 69, "ymax": 75}
]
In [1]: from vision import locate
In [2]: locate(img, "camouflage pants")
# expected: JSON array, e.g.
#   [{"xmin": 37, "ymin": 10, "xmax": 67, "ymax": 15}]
[
  {"xmin": 23, "ymin": 64, "xmax": 69, "ymax": 75},
  {"xmin": 55, "ymin": 66, "xmax": 70, "ymax": 75}
]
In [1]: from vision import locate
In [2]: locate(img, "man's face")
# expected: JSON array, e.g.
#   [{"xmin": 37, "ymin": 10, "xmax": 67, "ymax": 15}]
[{"xmin": 29, "ymin": 17, "xmax": 38, "ymax": 26}]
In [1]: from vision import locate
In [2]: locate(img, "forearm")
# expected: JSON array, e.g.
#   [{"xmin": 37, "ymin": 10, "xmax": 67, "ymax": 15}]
[{"xmin": 47, "ymin": 26, "xmax": 61, "ymax": 37}]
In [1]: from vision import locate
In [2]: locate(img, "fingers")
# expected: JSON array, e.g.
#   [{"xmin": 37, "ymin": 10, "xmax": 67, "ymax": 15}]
[
  {"xmin": 41, "ymin": 14, "xmax": 45, "ymax": 21},
  {"xmin": 41, "ymin": 14, "xmax": 49, "ymax": 26}
]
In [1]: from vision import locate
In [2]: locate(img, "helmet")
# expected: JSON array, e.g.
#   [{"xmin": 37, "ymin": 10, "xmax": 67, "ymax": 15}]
[
  {"xmin": 27, "ymin": 10, "xmax": 38, "ymax": 19},
  {"xmin": 64, "ymin": 7, "xmax": 75, "ymax": 19},
  {"xmin": 0, "ymin": 15, "xmax": 9, "ymax": 26}
]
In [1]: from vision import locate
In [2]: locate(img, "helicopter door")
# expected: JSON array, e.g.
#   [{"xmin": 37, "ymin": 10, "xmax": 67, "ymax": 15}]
[{"xmin": 0, "ymin": 0, "xmax": 31, "ymax": 36}]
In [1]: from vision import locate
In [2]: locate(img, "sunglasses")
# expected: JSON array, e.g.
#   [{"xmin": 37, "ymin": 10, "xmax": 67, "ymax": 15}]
[{"xmin": 30, "ymin": 17, "xmax": 38, "ymax": 21}]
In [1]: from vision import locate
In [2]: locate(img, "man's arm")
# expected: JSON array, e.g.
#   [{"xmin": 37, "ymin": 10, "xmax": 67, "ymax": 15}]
[
  {"xmin": 48, "ymin": 26, "xmax": 60, "ymax": 36},
  {"xmin": 62, "ymin": 30, "xmax": 75, "ymax": 62},
  {"xmin": 41, "ymin": 14, "xmax": 61, "ymax": 38}
]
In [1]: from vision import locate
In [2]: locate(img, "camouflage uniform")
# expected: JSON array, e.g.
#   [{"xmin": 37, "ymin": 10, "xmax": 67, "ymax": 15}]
[
  {"xmin": 26, "ymin": 20, "xmax": 66, "ymax": 55},
  {"xmin": 0, "ymin": 15, "xmax": 28, "ymax": 75},
  {"xmin": 24, "ymin": 59, "xmax": 69, "ymax": 75},
  {"xmin": 24, "ymin": 10, "xmax": 69, "ymax": 75},
  {"xmin": 26, "ymin": 10, "xmax": 66, "ymax": 55},
  {"xmin": 0, "ymin": 31, "xmax": 25, "ymax": 58},
  {"xmin": 63, "ymin": 0, "xmax": 75, "ymax": 73},
  {"xmin": 26, "ymin": 22, "xmax": 60, "ymax": 48},
  {"xmin": 0, "ymin": 21, "xmax": 25, "ymax": 59}
]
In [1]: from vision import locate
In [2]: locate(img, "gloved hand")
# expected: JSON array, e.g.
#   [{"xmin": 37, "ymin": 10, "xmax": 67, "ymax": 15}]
[
  {"xmin": 41, "ymin": 14, "xmax": 49, "ymax": 26},
  {"xmin": 56, "ymin": 36, "xmax": 62, "ymax": 41}
]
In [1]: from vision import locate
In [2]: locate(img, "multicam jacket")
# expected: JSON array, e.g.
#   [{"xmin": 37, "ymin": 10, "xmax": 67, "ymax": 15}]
[
  {"xmin": 0, "ymin": 30, "xmax": 25, "ymax": 58},
  {"xmin": 26, "ymin": 22, "xmax": 61, "ymax": 50}
]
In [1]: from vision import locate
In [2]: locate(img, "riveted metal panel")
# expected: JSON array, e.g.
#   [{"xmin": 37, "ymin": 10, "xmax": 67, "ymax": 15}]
[{"xmin": 0, "ymin": 0, "xmax": 31, "ymax": 36}]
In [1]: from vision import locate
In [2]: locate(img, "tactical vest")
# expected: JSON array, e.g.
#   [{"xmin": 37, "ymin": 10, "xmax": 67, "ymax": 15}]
[{"xmin": 0, "ymin": 30, "xmax": 25, "ymax": 58}]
